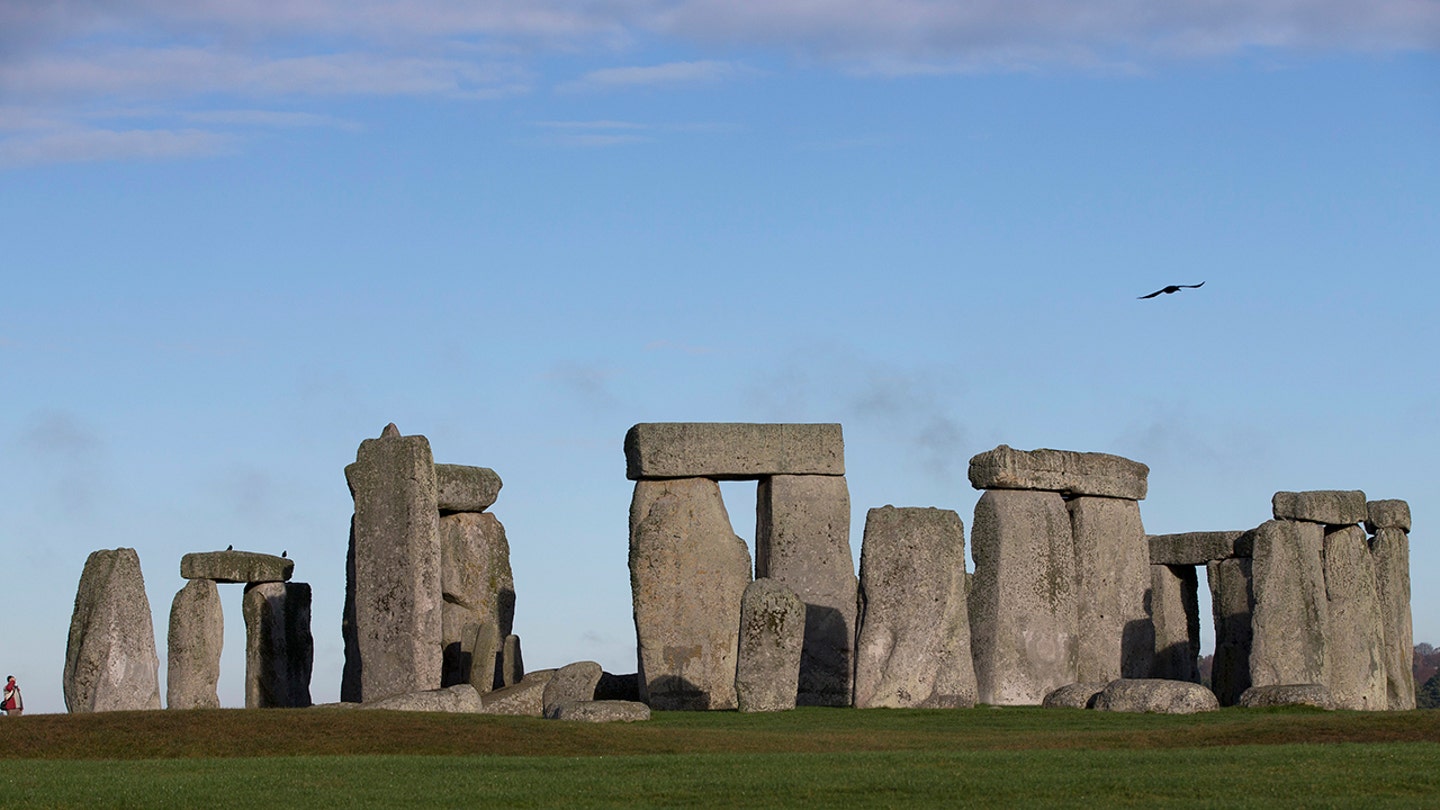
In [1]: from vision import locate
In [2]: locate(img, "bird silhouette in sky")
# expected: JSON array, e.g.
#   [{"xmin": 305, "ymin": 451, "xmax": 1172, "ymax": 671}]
[
  {"xmin": 226, "ymin": 544, "xmax": 233, "ymax": 551},
  {"xmin": 1138, "ymin": 281, "xmax": 1205, "ymax": 299}
]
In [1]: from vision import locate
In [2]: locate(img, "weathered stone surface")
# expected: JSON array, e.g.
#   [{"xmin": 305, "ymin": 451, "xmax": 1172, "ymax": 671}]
[
  {"xmin": 167, "ymin": 579, "xmax": 223, "ymax": 710},
  {"xmin": 968, "ymin": 445, "xmax": 1149, "ymax": 500},
  {"xmin": 435, "ymin": 463, "xmax": 503, "ymax": 513},
  {"xmin": 854, "ymin": 507, "xmax": 976, "ymax": 709},
  {"xmin": 1149, "ymin": 564, "xmax": 1200, "ymax": 682},
  {"xmin": 64, "ymin": 548, "xmax": 163, "ymax": 713},
  {"xmin": 1237, "ymin": 683, "xmax": 1333, "ymax": 709},
  {"xmin": 1070, "ymin": 497, "xmax": 1152, "ymax": 682},
  {"xmin": 1092, "ymin": 679, "xmax": 1219, "ymax": 714},
  {"xmin": 1042, "ymin": 682, "xmax": 1108, "ymax": 709},
  {"xmin": 630, "ymin": 478, "xmax": 751, "ymax": 710},
  {"xmin": 341, "ymin": 515, "xmax": 360, "ymax": 703},
  {"xmin": 1148, "ymin": 531, "xmax": 1253, "ymax": 565},
  {"xmin": 243, "ymin": 582, "xmax": 313, "ymax": 709},
  {"xmin": 755, "ymin": 474, "xmax": 856, "ymax": 707},
  {"xmin": 625, "ymin": 423, "xmax": 844, "ymax": 480},
  {"xmin": 344, "ymin": 424, "xmax": 442, "ymax": 701},
  {"xmin": 1250, "ymin": 519, "xmax": 1329, "ymax": 688},
  {"xmin": 596, "ymin": 672, "xmax": 640, "ymax": 702},
  {"xmin": 363, "ymin": 684, "xmax": 484, "ymax": 713},
  {"xmin": 1365, "ymin": 500, "xmax": 1411, "ymax": 534},
  {"xmin": 546, "ymin": 700, "xmax": 651, "ymax": 722},
  {"xmin": 1207, "ymin": 558, "xmax": 1254, "ymax": 706},
  {"xmin": 500, "ymin": 634, "xmax": 525, "ymax": 688},
  {"xmin": 543, "ymin": 661, "xmax": 604, "ymax": 716},
  {"xmin": 1322, "ymin": 525, "xmax": 1386, "ymax": 710},
  {"xmin": 1371, "ymin": 527, "xmax": 1415, "ymax": 710},
  {"xmin": 439, "ymin": 511, "xmax": 514, "ymax": 691},
  {"xmin": 1272, "ymin": 490, "xmax": 1366, "ymax": 525},
  {"xmin": 180, "ymin": 550, "xmax": 293, "ymax": 584},
  {"xmin": 735, "ymin": 578, "xmax": 806, "ymax": 713},
  {"xmin": 481, "ymin": 669, "xmax": 555, "ymax": 716},
  {"xmin": 970, "ymin": 490, "xmax": 1077, "ymax": 705}
]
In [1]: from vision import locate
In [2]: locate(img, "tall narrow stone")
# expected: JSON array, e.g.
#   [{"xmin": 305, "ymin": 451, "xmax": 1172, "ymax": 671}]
[
  {"xmin": 344, "ymin": 424, "xmax": 441, "ymax": 701},
  {"xmin": 1371, "ymin": 526, "xmax": 1415, "ymax": 710},
  {"xmin": 1208, "ymin": 557, "xmax": 1253, "ymax": 706},
  {"xmin": 64, "ymin": 548, "xmax": 163, "ymax": 713},
  {"xmin": 854, "ymin": 507, "xmax": 976, "ymax": 709},
  {"xmin": 167, "ymin": 579, "xmax": 223, "ymax": 710},
  {"xmin": 735, "ymin": 578, "xmax": 806, "ymax": 713},
  {"xmin": 439, "ymin": 511, "xmax": 515, "ymax": 691},
  {"xmin": 1322, "ymin": 525, "xmax": 1386, "ymax": 710},
  {"xmin": 970, "ymin": 489, "xmax": 1077, "ymax": 705},
  {"xmin": 1149, "ymin": 564, "xmax": 1200, "ymax": 682},
  {"xmin": 243, "ymin": 582, "xmax": 313, "ymax": 709},
  {"xmin": 755, "ymin": 474, "xmax": 856, "ymax": 706},
  {"xmin": 629, "ymin": 477, "xmax": 751, "ymax": 710},
  {"xmin": 1068, "ymin": 496, "xmax": 1152, "ymax": 681},
  {"xmin": 1250, "ymin": 519, "xmax": 1329, "ymax": 688}
]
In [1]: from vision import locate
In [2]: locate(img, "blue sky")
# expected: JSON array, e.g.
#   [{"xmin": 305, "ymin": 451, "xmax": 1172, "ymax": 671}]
[{"xmin": 3, "ymin": 1, "xmax": 1438, "ymax": 713}]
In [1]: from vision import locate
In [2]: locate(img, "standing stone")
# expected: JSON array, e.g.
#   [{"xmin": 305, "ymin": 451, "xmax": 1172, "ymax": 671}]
[
  {"xmin": 439, "ymin": 511, "xmax": 515, "ymax": 691},
  {"xmin": 755, "ymin": 474, "xmax": 856, "ymax": 706},
  {"xmin": 167, "ymin": 579, "xmax": 223, "ymax": 710},
  {"xmin": 1322, "ymin": 525, "xmax": 1386, "ymax": 710},
  {"xmin": 64, "ymin": 548, "xmax": 163, "ymax": 713},
  {"xmin": 1371, "ymin": 526, "xmax": 1415, "ymax": 710},
  {"xmin": 500, "ymin": 634, "xmax": 525, "ymax": 688},
  {"xmin": 854, "ymin": 506, "xmax": 976, "ymax": 709},
  {"xmin": 735, "ymin": 578, "xmax": 806, "ymax": 713},
  {"xmin": 243, "ymin": 582, "xmax": 313, "ymax": 709},
  {"xmin": 344, "ymin": 424, "xmax": 441, "ymax": 702},
  {"xmin": 1250, "ymin": 519, "xmax": 1329, "ymax": 688},
  {"xmin": 341, "ymin": 516, "xmax": 361, "ymax": 703},
  {"xmin": 1149, "ymin": 564, "xmax": 1200, "ymax": 682},
  {"xmin": 970, "ymin": 490, "xmax": 1078, "ymax": 705},
  {"xmin": 1207, "ymin": 557, "xmax": 1254, "ymax": 706},
  {"xmin": 629, "ymin": 477, "xmax": 752, "ymax": 710},
  {"xmin": 1068, "ymin": 497, "xmax": 1152, "ymax": 682}
]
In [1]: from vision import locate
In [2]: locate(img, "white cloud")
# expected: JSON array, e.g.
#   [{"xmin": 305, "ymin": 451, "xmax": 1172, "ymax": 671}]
[
  {"xmin": 557, "ymin": 59, "xmax": 761, "ymax": 92},
  {"xmin": 182, "ymin": 109, "xmax": 361, "ymax": 130},
  {"xmin": 0, "ymin": 127, "xmax": 235, "ymax": 168}
]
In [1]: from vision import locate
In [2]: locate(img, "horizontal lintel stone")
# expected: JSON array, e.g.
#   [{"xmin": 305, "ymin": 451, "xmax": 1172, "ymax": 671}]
[
  {"xmin": 181, "ymin": 551, "xmax": 293, "ymax": 584},
  {"xmin": 1271, "ymin": 490, "xmax": 1366, "ymax": 525},
  {"xmin": 967, "ymin": 445, "xmax": 1148, "ymax": 500},
  {"xmin": 436, "ymin": 464, "xmax": 503, "ymax": 513},
  {"xmin": 624, "ymin": 422, "xmax": 844, "ymax": 480},
  {"xmin": 1365, "ymin": 499, "xmax": 1411, "ymax": 534},
  {"xmin": 1148, "ymin": 531, "xmax": 1254, "ymax": 565}
]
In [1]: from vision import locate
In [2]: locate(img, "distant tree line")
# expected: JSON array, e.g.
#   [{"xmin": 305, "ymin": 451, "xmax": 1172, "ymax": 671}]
[{"xmin": 1416, "ymin": 643, "xmax": 1440, "ymax": 709}]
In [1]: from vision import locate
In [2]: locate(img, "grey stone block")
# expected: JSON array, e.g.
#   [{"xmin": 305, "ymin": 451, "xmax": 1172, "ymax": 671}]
[
  {"xmin": 439, "ymin": 511, "xmax": 514, "ymax": 691},
  {"xmin": 1041, "ymin": 682, "xmax": 1108, "ymax": 709},
  {"xmin": 1250, "ymin": 520, "xmax": 1329, "ymax": 688},
  {"xmin": 243, "ymin": 582, "xmax": 313, "ymax": 709},
  {"xmin": 64, "ymin": 548, "xmax": 163, "ymax": 713},
  {"xmin": 1322, "ymin": 525, "xmax": 1386, "ymax": 710},
  {"xmin": 1271, "ymin": 490, "xmax": 1366, "ymax": 525},
  {"xmin": 970, "ymin": 490, "xmax": 1078, "ymax": 705},
  {"xmin": 1365, "ymin": 500, "xmax": 1411, "ymax": 534},
  {"xmin": 968, "ymin": 445, "xmax": 1149, "ymax": 500},
  {"xmin": 546, "ymin": 700, "xmax": 651, "ymax": 722},
  {"xmin": 363, "ymin": 684, "xmax": 484, "ymax": 713},
  {"xmin": 735, "ymin": 578, "xmax": 806, "ymax": 713},
  {"xmin": 625, "ymin": 423, "xmax": 844, "ymax": 480},
  {"xmin": 481, "ymin": 669, "xmax": 555, "ymax": 716},
  {"xmin": 1149, "ymin": 564, "xmax": 1200, "ymax": 682},
  {"xmin": 1237, "ymin": 683, "xmax": 1333, "ymax": 709},
  {"xmin": 167, "ymin": 579, "xmax": 223, "ymax": 710},
  {"xmin": 854, "ymin": 506, "xmax": 976, "ymax": 709},
  {"xmin": 435, "ymin": 464, "xmax": 502, "ymax": 513},
  {"xmin": 500, "ymin": 634, "xmax": 525, "ymax": 688},
  {"xmin": 1147, "ymin": 531, "xmax": 1254, "ymax": 565},
  {"xmin": 1070, "ymin": 497, "xmax": 1152, "ymax": 682},
  {"xmin": 755, "ymin": 474, "xmax": 856, "ymax": 707},
  {"xmin": 1207, "ymin": 558, "xmax": 1254, "ymax": 707},
  {"xmin": 1371, "ymin": 527, "xmax": 1415, "ymax": 710},
  {"xmin": 1092, "ymin": 679, "xmax": 1219, "ymax": 713},
  {"xmin": 180, "ymin": 550, "xmax": 293, "ymax": 584},
  {"xmin": 543, "ymin": 661, "xmax": 604, "ymax": 717}
]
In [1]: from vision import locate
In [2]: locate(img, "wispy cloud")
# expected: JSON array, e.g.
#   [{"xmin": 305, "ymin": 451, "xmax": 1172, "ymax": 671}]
[
  {"xmin": 557, "ymin": 59, "xmax": 761, "ymax": 92},
  {"xmin": 0, "ymin": 126, "xmax": 235, "ymax": 168}
]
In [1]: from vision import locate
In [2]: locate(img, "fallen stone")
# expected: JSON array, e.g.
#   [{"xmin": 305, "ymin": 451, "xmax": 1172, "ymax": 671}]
[
  {"xmin": 1070, "ymin": 497, "xmax": 1152, "ymax": 682},
  {"xmin": 1365, "ymin": 500, "xmax": 1411, "ymax": 534},
  {"xmin": 543, "ymin": 661, "xmax": 604, "ymax": 717},
  {"xmin": 439, "ymin": 511, "xmax": 514, "ymax": 690},
  {"xmin": 363, "ymin": 684, "xmax": 483, "ymax": 713},
  {"xmin": 167, "ymin": 579, "xmax": 224, "ymax": 710},
  {"xmin": 595, "ymin": 672, "xmax": 640, "ymax": 702},
  {"xmin": 1207, "ymin": 558, "xmax": 1254, "ymax": 706},
  {"xmin": 1092, "ymin": 679, "xmax": 1219, "ymax": 714},
  {"xmin": 1250, "ymin": 519, "xmax": 1329, "ymax": 688},
  {"xmin": 1271, "ymin": 490, "xmax": 1366, "ymax": 525},
  {"xmin": 180, "ymin": 550, "xmax": 293, "ymax": 584},
  {"xmin": 735, "ymin": 578, "xmax": 806, "ymax": 713},
  {"xmin": 970, "ymin": 489, "xmax": 1078, "ymax": 705},
  {"xmin": 1237, "ymin": 683, "xmax": 1333, "ymax": 709},
  {"xmin": 968, "ymin": 445, "xmax": 1148, "ymax": 500},
  {"xmin": 481, "ymin": 669, "xmax": 556, "ymax": 716},
  {"xmin": 755, "ymin": 474, "xmax": 856, "ymax": 707},
  {"xmin": 1149, "ymin": 564, "xmax": 1200, "ymax": 682},
  {"xmin": 546, "ymin": 700, "xmax": 651, "ymax": 722},
  {"xmin": 435, "ymin": 463, "xmax": 503, "ymax": 513},
  {"xmin": 243, "ymin": 582, "xmax": 313, "ymax": 709},
  {"xmin": 64, "ymin": 548, "xmax": 163, "ymax": 713},
  {"xmin": 1322, "ymin": 525, "xmax": 1386, "ymax": 710},
  {"xmin": 1371, "ymin": 527, "xmax": 1416, "ymax": 710},
  {"xmin": 1041, "ymin": 683, "xmax": 1108, "ymax": 709},
  {"xmin": 853, "ymin": 506, "xmax": 976, "ymax": 709},
  {"xmin": 1148, "ymin": 531, "xmax": 1253, "ymax": 566},
  {"xmin": 624, "ymin": 423, "xmax": 844, "ymax": 480}
]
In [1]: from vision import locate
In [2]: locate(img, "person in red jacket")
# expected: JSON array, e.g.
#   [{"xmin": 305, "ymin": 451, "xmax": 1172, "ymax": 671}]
[{"xmin": 2, "ymin": 676, "xmax": 21, "ymax": 716}]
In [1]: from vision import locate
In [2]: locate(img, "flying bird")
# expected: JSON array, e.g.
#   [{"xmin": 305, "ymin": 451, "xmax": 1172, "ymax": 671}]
[{"xmin": 1138, "ymin": 281, "xmax": 1205, "ymax": 299}]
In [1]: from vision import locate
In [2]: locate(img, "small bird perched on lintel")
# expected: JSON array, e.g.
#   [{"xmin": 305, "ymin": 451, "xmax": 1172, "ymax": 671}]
[{"xmin": 1138, "ymin": 281, "xmax": 1205, "ymax": 299}]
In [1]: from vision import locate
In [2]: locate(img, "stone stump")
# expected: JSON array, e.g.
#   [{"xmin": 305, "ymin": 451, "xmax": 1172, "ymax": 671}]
[
  {"xmin": 1149, "ymin": 564, "xmax": 1200, "ymax": 682},
  {"xmin": 167, "ymin": 578, "xmax": 224, "ymax": 710},
  {"xmin": 1322, "ymin": 525, "xmax": 1386, "ymax": 710},
  {"xmin": 1250, "ymin": 519, "xmax": 1329, "ymax": 688},
  {"xmin": 243, "ymin": 582, "xmax": 314, "ymax": 708},
  {"xmin": 1069, "ymin": 496, "xmax": 1152, "ymax": 682},
  {"xmin": 735, "ymin": 578, "xmax": 806, "ymax": 713},
  {"xmin": 1207, "ymin": 557, "xmax": 1254, "ymax": 706},
  {"xmin": 64, "ymin": 548, "xmax": 163, "ymax": 713}
]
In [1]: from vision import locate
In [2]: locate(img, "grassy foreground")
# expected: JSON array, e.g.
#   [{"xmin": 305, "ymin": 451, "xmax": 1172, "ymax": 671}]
[{"xmin": 1, "ymin": 706, "xmax": 1438, "ymax": 808}]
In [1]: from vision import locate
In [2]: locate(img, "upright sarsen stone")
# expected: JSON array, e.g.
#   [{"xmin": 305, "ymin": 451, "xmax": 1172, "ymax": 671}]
[
  {"xmin": 629, "ymin": 478, "xmax": 752, "ymax": 710},
  {"xmin": 1069, "ymin": 496, "xmax": 1152, "ymax": 682},
  {"xmin": 167, "ymin": 578, "xmax": 223, "ymax": 710},
  {"xmin": 1322, "ymin": 525, "xmax": 1386, "ymax": 710},
  {"xmin": 243, "ymin": 582, "xmax": 313, "ymax": 709},
  {"xmin": 755, "ymin": 474, "xmax": 856, "ymax": 706},
  {"xmin": 1149, "ymin": 564, "xmax": 1200, "ymax": 682},
  {"xmin": 1371, "ymin": 526, "xmax": 1415, "ymax": 710},
  {"xmin": 854, "ymin": 507, "xmax": 976, "ymax": 709},
  {"xmin": 64, "ymin": 548, "xmax": 163, "ymax": 713},
  {"xmin": 1250, "ymin": 519, "xmax": 1329, "ymax": 688},
  {"xmin": 344, "ymin": 424, "xmax": 442, "ymax": 701},
  {"xmin": 1208, "ymin": 557, "xmax": 1253, "ymax": 706},
  {"xmin": 735, "ymin": 579, "xmax": 806, "ymax": 713}
]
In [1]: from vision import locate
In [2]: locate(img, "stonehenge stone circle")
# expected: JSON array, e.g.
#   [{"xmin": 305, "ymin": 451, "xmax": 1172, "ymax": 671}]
[
  {"xmin": 64, "ymin": 548, "xmax": 163, "ymax": 713},
  {"xmin": 854, "ymin": 507, "xmax": 976, "ymax": 709},
  {"xmin": 1041, "ymin": 682, "xmax": 1107, "ymax": 709},
  {"xmin": 1365, "ymin": 499, "xmax": 1411, "ymax": 534},
  {"xmin": 1321, "ymin": 525, "xmax": 1387, "ymax": 710},
  {"xmin": 362, "ymin": 684, "xmax": 484, "ymax": 713},
  {"xmin": 481, "ymin": 669, "xmax": 555, "ymax": 716},
  {"xmin": 1250, "ymin": 519, "xmax": 1330, "ymax": 688},
  {"xmin": 1237, "ymin": 683, "xmax": 1334, "ymax": 709},
  {"xmin": 181, "ymin": 550, "xmax": 293, "ymax": 584},
  {"xmin": 1371, "ymin": 525, "xmax": 1415, "ymax": 709},
  {"xmin": 500, "ymin": 634, "xmax": 525, "ymax": 688},
  {"xmin": 968, "ymin": 444, "xmax": 1149, "ymax": 500},
  {"xmin": 1091, "ymin": 679, "xmax": 1219, "ymax": 714},
  {"xmin": 243, "ymin": 582, "xmax": 314, "ymax": 709},
  {"xmin": 546, "ymin": 700, "xmax": 651, "ymax": 722},
  {"xmin": 624, "ymin": 422, "xmax": 844, "ymax": 480},
  {"xmin": 735, "ymin": 578, "xmax": 806, "ymax": 713},
  {"xmin": 1207, "ymin": 557, "xmax": 1254, "ymax": 706},
  {"xmin": 1069, "ymin": 496, "xmax": 1152, "ymax": 681},
  {"xmin": 435, "ymin": 463, "xmax": 503, "ymax": 513},
  {"xmin": 1271, "ymin": 490, "xmax": 1367, "ymax": 526},
  {"xmin": 439, "ymin": 510, "xmax": 515, "ymax": 691},
  {"xmin": 1148, "ymin": 531, "xmax": 1252, "ymax": 566},
  {"xmin": 167, "ymin": 578, "xmax": 224, "ymax": 710},
  {"xmin": 542, "ymin": 661, "xmax": 604, "ymax": 717},
  {"xmin": 1149, "ymin": 564, "xmax": 1200, "ymax": 682}
]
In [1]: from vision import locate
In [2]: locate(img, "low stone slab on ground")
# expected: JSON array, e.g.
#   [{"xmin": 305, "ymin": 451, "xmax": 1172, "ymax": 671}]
[
  {"xmin": 1365, "ymin": 500, "xmax": 1411, "ymax": 533},
  {"xmin": 1271, "ymin": 490, "xmax": 1366, "ymax": 525},
  {"xmin": 1091, "ymin": 679, "xmax": 1219, "ymax": 714},
  {"xmin": 624, "ymin": 422, "xmax": 844, "ymax": 480},
  {"xmin": 181, "ymin": 551, "xmax": 293, "ymax": 583},
  {"xmin": 1237, "ymin": 683, "xmax": 1333, "ymax": 709},
  {"xmin": 543, "ymin": 661, "xmax": 603, "ymax": 716},
  {"xmin": 481, "ymin": 670, "xmax": 556, "ymax": 716},
  {"xmin": 1041, "ymin": 683, "xmax": 1108, "ymax": 709},
  {"xmin": 967, "ymin": 445, "xmax": 1149, "ymax": 500},
  {"xmin": 361, "ymin": 684, "xmax": 483, "ymax": 713},
  {"xmin": 546, "ymin": 700, "xmax": 651, "ymax": 722},
  {"xmin": 436, "ymin": 463, "xmax": 502, "ymax": 513},
  {"xmin": 1148, "ymin": 531, "xmax": 1253, "ymax": 565}
]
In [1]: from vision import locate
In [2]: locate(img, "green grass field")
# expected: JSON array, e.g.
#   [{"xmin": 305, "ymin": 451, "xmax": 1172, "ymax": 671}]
[{"xmin": 2, "ymin": 706, "xmax": 1438, "ymax": 808}]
